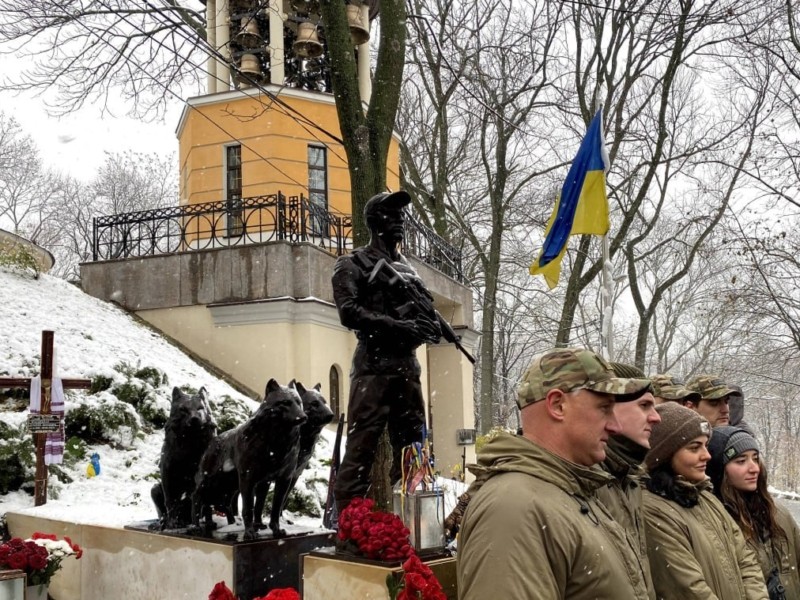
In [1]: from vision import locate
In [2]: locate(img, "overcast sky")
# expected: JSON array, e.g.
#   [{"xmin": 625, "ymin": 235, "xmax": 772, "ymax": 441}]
[{"xmin": 0, "ymin": 83, "xmax": 183, "ymax": 182}]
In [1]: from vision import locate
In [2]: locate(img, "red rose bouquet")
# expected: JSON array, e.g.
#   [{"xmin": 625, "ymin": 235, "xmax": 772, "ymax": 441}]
[
  {"xmin": 0, "ymin": 532, "xmax": 83, "ymax": 587},
  {"xmin": 387, "ymin": 554, "xmax": 447, "ymax": 600},
  {"xmin": 337, "ymin": 498, "xmax": 414, "ymax": 562},
  {"xmin": 208, "ymin": 581, "xmax": 300, "ymax": 600}
]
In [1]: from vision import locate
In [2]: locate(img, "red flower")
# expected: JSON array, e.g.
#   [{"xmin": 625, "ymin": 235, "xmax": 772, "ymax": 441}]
[
  {"xmin": 257, "ymin": 588, "xmax": 301, "ymax": 600},
  {"xmin": 31, "ymin": 532, "xmax": 57, "ymax": 541},
  {"xmin": 7, "ymin": 553, "xmax": 27, "ymax": 570},
  {"xmin": 208, "ymin": 581, "xmax": 236, "ymax": 600},
  {"xmin": 28, "ymin": 554, "xmax": 48, "ymax": 570}
]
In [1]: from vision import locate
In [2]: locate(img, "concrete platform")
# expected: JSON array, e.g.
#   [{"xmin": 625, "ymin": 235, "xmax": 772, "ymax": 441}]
[
  {"xmin": 302, "ymin": 548, "xmax": 457, "ymax": 600},
  {"xmin": 6, "ymin": 513, "xmax": 334, "ymax": 600}
]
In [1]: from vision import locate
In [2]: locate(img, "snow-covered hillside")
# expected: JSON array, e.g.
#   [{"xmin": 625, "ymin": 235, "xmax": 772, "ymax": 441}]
[{"xmin": 0, "ymin": 265, "xmax": 333, "ymax": 528}]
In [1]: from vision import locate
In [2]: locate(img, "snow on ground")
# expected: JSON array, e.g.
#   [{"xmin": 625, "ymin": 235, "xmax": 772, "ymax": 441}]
[{"xmin": 0, "ymin": 265, "xmax": 331, "ymax": 529}]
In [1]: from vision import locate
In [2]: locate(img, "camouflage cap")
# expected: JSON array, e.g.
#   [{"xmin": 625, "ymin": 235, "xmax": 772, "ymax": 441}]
[
  {"xmin": 516, "ymin": 348, "xmax": 651, "ymax": 408},
  {"xmin": 686, "ymin": 375, "xmax": 743, "ymax": 401},
  {"xmin": 650, "ymin": 374, "xmax": 701, "ymax": 403}
]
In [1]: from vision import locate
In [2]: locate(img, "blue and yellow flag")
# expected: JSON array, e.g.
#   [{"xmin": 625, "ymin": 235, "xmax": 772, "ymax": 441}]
[{"xmin": 530, "ymin": 109, "xmax": 609, "ymax": 289}]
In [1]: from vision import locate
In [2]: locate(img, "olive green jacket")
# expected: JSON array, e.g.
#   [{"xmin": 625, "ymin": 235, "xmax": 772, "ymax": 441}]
[
  {"xmin": 643, "ymin": 483, "xmax": 768, "ymax": 599},
  {"xmin": 749, "ymin": 503, "xmax": 800, "ymax": 600},
  {"xmin": 597, "ymin": 435, "xmax": 656, "ymax": 599},
  {"xmin": 457, "ymin": 432, "xmax": 650, "ymax": 599}
]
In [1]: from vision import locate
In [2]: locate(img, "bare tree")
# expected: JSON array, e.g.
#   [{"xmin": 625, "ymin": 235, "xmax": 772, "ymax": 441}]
[
  {"xmin": 0, "ymin": 1, "xmax": 206, "ymax": 118},
  {"xmin": 554, "ymin": 0, "xmax": 764, "ymax": 347}
]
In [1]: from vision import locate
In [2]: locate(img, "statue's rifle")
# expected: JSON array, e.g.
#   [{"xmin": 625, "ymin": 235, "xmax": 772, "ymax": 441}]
[
  {"xmin": 322, "ymin": 414, "xmax": 345, "ymax": 530},
  {"xmin": 368, "ymin": 258, "xmax": 476, "ymax": 364}
]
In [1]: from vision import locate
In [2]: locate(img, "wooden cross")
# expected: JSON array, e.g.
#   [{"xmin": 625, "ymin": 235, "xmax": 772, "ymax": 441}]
[{"xmin": 0, "ymin": 330, "xmax": 91, "ymax": 506}]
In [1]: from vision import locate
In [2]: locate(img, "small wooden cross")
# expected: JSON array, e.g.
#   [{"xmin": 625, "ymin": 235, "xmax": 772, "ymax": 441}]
[{"xmin": 0, "ymin": 330, "xmax": 91, "ymax": 506}]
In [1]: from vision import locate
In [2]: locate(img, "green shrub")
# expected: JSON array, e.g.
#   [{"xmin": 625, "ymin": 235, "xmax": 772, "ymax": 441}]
[
  {"xmin": 211, "ymin": 394, "xmax": 252, "ymax": 433},
  {"xmin": 0, "ymin": 421, "xmax": 34, "ymax": 494},
  {"xmin": 90, "ymin": 375, "xmax": 113, "ymax": 394},
  {"xmin": 284, "ymin": 488, "xmax": 321, "ymax": 517},
  {"xmin": 64, "ymin": 436, "xmax": 87, "ymax": 464},
  {"xmin": 138, "ymin": 397, "xmax": 168, "ymax": 429},
  {"xmin": 112, "ymin": 381, "xmax": 150, "ymax": 408},
  {"xmin": 0, "ymin": 241, "xmax": 43, "ymax": 278},
  {"xmin": 134, "ymin": 366, "xmax": 165, "ymax": 388},
  {"xmin": 65, "ymin": 400, "xmax": 139, "ymax": 444}
]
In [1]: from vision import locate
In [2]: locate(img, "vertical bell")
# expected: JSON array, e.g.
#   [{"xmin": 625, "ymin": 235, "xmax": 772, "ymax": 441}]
[
  {"xmin": 235, "ymin": 18, "xmax": 263, "ymax": 49},
  {"xmin": 293, "ymin": 22, "xmax": 324, "ymax": 58},
  {"xmin": 236, "ymin": 53, "xmax": 263, "ymax": 87},
  {"xmin": 346, "ymin": 4, "xmax": 369, "ymax": 45}
]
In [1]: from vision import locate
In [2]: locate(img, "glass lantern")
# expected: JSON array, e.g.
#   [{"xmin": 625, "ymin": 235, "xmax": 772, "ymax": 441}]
[{"xmin": 393, "ymin": 487, "xmax": 446, "ymax": 555}]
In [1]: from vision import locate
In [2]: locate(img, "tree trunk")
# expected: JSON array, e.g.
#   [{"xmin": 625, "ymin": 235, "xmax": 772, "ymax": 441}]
[{"xmin": 367, "ymin": 427, "xmax": 393, "ymax": 511}]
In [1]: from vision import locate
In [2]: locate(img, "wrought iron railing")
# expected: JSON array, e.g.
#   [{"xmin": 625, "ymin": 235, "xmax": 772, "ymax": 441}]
[{"xmin": 92, "ymin": 193, "xmax": 463, "ymax": 282}]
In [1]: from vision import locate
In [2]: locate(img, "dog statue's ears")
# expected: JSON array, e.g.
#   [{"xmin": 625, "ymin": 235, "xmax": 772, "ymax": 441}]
[
  {"xmin": 266, "ymin": 378, "xmax": 281, "ymax": 395},
  {"xmin": 172, "ymin": 387, "xmax": 183, "ymax": 402},
  {"xmin": 295, "ymin": 381, "xmax": 307, "ymax": 395},
  {"xmin": 314, "ymin": 383, "xmax": 322, "ymax": 391}
]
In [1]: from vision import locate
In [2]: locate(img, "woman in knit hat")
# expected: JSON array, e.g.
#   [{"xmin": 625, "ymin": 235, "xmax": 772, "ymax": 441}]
[
  {"xmin": 642, "ymin": 403, "xmax": 768, "ymax": 599},
  {"xmin": 708, "ymin": 426, "xmax": 800, "ymax": 600}
]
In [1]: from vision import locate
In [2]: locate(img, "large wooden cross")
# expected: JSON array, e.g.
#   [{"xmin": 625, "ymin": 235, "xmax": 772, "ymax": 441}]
[{"xmin": 0, "ymin": 330, "xmax": 91, "ymax": 506}]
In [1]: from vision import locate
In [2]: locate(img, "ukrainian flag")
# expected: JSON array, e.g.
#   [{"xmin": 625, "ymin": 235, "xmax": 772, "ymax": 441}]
[{"xmin": 530, "ymin": 109, "xmax": 610, "ymax": 289}]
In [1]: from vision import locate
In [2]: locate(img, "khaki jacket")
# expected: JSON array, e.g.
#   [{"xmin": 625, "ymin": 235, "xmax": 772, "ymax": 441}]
[
  {"xmin": 643, "ymin": 484, "xmax": 768, "ymax": 599},
  {"xmin": 457, "ymin": 432, "xmax": 650, "ymax": 599},
  {"xmin": 597, "ymin": 435, "xmax": 656, "ymax": 599},
  {"xmin": 749, "ymin": 503, "xmax": 800, "ymax": 599}
]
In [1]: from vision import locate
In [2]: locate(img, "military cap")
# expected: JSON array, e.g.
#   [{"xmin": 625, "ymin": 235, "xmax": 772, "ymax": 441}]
[
  {"xmin": 650, "ymin": 374, "xmax": 701, "ymax": 403},
  {"xmin": 363, "ymin": 190, "xmax": 411, "ymax": 219},
  {"xmin": 686, "ymin": 375, "xmax": 743, "ymax": 401},
  {"xmin": 610, "ymin": 362, "xmax": 646, "ymax": 379},
  {"xmin": 516, "ymin": 348, "xmax": 651, "ymax": 408}
]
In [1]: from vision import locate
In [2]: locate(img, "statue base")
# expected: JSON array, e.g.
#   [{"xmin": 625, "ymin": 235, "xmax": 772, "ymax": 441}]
[
  {"xmin": 301, "ymin": 547, "xmax": 457, "ymax": 599},
  {"xmin": 6, "ymin": 512, "xmax": 335, "ymax": 600}
]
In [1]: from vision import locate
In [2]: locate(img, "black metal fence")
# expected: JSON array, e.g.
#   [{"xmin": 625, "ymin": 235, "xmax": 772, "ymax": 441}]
[{"xmin": 92, "ymin": 193, "xmax": 463, "ymax": 282}]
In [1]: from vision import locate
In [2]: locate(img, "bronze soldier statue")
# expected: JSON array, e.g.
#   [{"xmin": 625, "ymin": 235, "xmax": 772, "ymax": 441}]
[{"xmin": 331, "ymin": 190, "xmax": 443, "ymax": 514}]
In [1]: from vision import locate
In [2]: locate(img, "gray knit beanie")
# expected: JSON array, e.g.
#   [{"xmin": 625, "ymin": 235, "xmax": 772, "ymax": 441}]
[
  {"xmin": 645, "ymin": 402, "xmax": 712, "ymax": 471},
  {"xmin": 706, "ymin": 426, "xmax": 760, "ymax": 492}
]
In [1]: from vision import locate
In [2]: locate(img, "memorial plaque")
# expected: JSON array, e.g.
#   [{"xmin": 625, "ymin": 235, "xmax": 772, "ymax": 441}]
[{"xmin": 27, "ymin": 414, "xmax": 62, "ymax": 433}]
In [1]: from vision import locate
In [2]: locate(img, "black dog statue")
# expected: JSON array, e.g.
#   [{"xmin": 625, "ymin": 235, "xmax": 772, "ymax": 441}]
[
  {"xmin": 192, "ymin": 378, "xmax": 306, "ymax": 539},
  {"xmin": 274, "ymin": 382, "xmax": 334, "ymax": 519},
  {"xmin": 151, "ymin": 387, "xmax": 216, "ymax": 529}
]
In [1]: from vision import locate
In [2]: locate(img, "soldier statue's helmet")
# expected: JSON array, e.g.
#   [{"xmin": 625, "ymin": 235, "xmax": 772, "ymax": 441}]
[{"xmin": 364, "ymin": 190, "xmax": 411, "ymax": 225}]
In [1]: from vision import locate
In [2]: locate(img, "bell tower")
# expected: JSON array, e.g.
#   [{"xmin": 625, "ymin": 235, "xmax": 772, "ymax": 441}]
[{"xmin": 202, "ymin": 0, "xmax": 372, "ymax": 104}]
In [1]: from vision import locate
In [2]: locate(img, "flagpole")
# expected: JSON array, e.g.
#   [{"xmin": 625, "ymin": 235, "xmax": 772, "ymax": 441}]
[{"xmin": 600, "ymin": 234, "xmax": 614, "ymax": 360}]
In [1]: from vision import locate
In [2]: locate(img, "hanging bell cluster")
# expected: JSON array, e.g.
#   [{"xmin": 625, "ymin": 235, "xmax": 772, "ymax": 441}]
[{"xmin": 233, "ymin": 11, "xmax": 269, "ymax": 87}]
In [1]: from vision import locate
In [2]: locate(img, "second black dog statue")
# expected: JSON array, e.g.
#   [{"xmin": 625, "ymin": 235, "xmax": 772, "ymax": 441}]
[{"xmin": 193, "ymin": 378, "xmax": 306, "ymax": 539}]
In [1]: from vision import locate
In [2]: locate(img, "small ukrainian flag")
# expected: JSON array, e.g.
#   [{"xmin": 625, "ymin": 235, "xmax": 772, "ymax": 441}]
[{"xmin": 530, "ymin": 109, "xmax": 610, "ymax": 289}]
